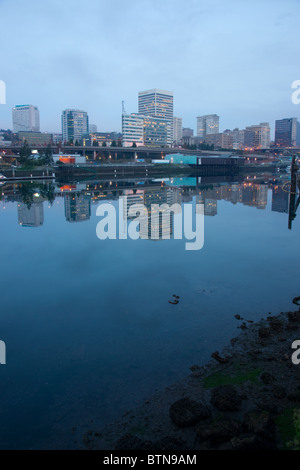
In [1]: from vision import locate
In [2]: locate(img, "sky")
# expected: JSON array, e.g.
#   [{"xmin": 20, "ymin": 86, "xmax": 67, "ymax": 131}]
[{"xmin": 0, "ymin": 0, "xmax": 300, "ymax": 138}]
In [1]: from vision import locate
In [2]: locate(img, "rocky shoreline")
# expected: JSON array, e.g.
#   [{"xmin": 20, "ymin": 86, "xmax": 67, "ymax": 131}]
[{"xmin": 83, "ymin": 308, "xmax": 300, "ymax": 450}]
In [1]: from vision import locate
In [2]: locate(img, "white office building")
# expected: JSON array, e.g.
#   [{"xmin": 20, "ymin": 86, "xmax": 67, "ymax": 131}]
[
  {"xmin": 138, "ymin": 89, "xmax": 173, "ymax": 146},
  {"xmin": 122, "ymin": 113, "xmax": 144, "ymax": 147},
  {"xmin": 12, "ymin": 105, "xmax": 40, "ymax": 132}
]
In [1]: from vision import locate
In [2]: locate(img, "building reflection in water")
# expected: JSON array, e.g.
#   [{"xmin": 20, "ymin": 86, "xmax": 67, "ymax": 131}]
[
  {"xmin": 4, "ymin": 174, "xmax": 298, "ymax": 230},
  {"xmin": 122, "ymin": 187, "xmax": 182, "ymax": 240},
  {"xmin": 64, "ymin": 193, "xmax": 91, "ymax": 223},
  {"xmin": 272, "ymin": 185, "xmax": 289, "ymax": 214}
]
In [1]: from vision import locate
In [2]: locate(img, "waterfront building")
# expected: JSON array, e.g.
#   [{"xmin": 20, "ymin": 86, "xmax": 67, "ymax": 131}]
[
  {"xmin": 275, "ymin": 118, "xmax": 298, "ymax": 147},
  {"xmin": 85, "ymin": 132, "xmax": 122, "ymax": 147},
  {"xmin": 204, "ymin": 132, "xmax": 233, "ymax": 149},
  {"xmin": 245, "ymin": 122, "xmax": 270, "ymax": 149},
  {"xmin": 61, "ymin": 109, "xmax": 89, "ymax": 144},
  {"xmin": 12, "ymin": 105, "xmax": 40, "ymax": 133},
  {"xmin": 52, "ymin": 133, "xmax": 63, "ymax": 144},
  {"xmin": 89, "ymin": 124, "xmax": 97, "ymax": 133},
  {"xmin": 196, "ymin": 114, "xmax": 219, "ymax": 138},
  {"xmin": 173, "ymin": 117, "xmax": 183, "ymax": 145},
  {"xmin": 122, "ymin": 113, "xmax": 144, "ymax": 147},
  {"xmin": 53, "ymin": 154, "xmax": 86, "ymax": 165},
  {"xmin": 231, "ymin": 128, "xmax": 245, "ymax": 150},
  {"xmin": 138, "ymin": 89, "xmax": 173, "ymax": 145},
  {"xmin": 122, "ymin": 113, "xmax": 168, "ymax": 147},
  {"xmin": 143, "ymin": 116, "xmax": 168, "ymax": 147},
  {"xmin": 182, "ymin": 128, "xmax": 194, "ymax": 137},
  {"xmin": 17, "ymin": 131, "xmax": 52, "ymax": 146}
]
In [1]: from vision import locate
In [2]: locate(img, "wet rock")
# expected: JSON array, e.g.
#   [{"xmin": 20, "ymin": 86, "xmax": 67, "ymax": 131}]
[
  {"xmin": 196, "ymin": 417, "xmax": 241, "ymax": 444},
  {"xmin": 288, "ymin": 311, "xmax": 300, "ymax": 322},
  {"xmin": 211, "ymin": 351, "xmax": 229, "ymax": 363},
  {"xmin": 231, "ymin": 435, "xmax": 276, "ymax": 450},
  {"xmin": 210, "ymin": 385, "xmax": 242, "ymax": 411},
  {"xmin": 242, "ymin": 410, "xmax": 276, "ymax": 440},
  {"xmin": 260, "ymin": 372, "xmax": 276, "ymax": 385},
  {"xmin": 292, "ymin": 296, "xmax": 300, "ymax": 306},
  {"xmin": 189, "ymin": 365, "xmax": 203, "ymax": 377},
  {"xmin": 286, "ymin": 323, "xmax": 299, "ymax": 330},
  {"xmin": 287, "ymin": 393, "xmax": 300, "ymax": 402},
  {"xmin": 114, "ymin": 433, "xmax": 155, "ymax": 450},
  {"xmin": 169, "ymin": 398, "xmax": 211, "ymax": 427},
  {"xmin": 272, "ymin": 385, "xmax": 286, "ymax": 399},
  {"xmin": 267, "ymin": 318, "xmax": 284, "ymax": 333},
  {"xmin": 234, "ymin": 314, "xmax": 242, "ymax": 320},
  {"xmin": 217, "ymin": 441, "xmax": 234, "ymax": 450},
  {"xmin": 258, "ymin": 327, "xmax": 271, "ymax": 338},
  {"xmin": 154, "ymin": 436, "xmax": 186, "ymax": 451}
]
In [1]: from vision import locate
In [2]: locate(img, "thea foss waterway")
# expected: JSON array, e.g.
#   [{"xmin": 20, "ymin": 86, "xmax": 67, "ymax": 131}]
[{"xmin": 0, "ymin": 172, "xmax": 299, "ymax": 449}]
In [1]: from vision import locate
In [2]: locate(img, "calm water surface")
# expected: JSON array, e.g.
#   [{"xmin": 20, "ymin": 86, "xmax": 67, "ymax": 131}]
[{"xmin": 0, "ymin": 173, "xmax": 299, "ymax": 449}]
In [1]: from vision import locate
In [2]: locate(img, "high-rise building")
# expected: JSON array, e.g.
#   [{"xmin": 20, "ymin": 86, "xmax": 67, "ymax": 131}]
[
  {"xmin": 12, "ymin": 105, "xmax": 40, "ymax": 132},
  {"xmin": 61, "ymin": 109, "xmax": 89, "ymax": 143},
  {"xmin": 173, "ymin": 117, "xmax": 183, "ymax": 145},
  {"xmin": 231, "ymin": 128, "xmax": 244, "ymax": 150},
  {"xmin": 89, "ymin": 124, "xmax": 97, "ymax": 133},
  {"xmin": 245, "ymin": 122, "xmax": 270, "ymax": 149},
  {"xmin": 204, "ymin": 132, "xmax": 233, "ymax": 149},
  {"xmin": 275, "ymin": 118, "xmax": 298, "ymax": 147},
  {"xmin": 122, "ymin": 113, "xmax": 168, "ymax": 147},
  {"xmin": 138, "ymin": 89, "xmax": 173, "ymax": 145},
  {"xmin": 122, "ymin": 113, "xmax": 144, "ymax": 147},
  {"xmin": 196, "ymin": 114, "xmax": 219, "ymax": 138},
  {"xmin": 182, "ymin": 128, "xmax": 194, "ymax": 137},
  {"xmin": 143, "ymin": 116, "xmax": 168, "ymax": 147}
]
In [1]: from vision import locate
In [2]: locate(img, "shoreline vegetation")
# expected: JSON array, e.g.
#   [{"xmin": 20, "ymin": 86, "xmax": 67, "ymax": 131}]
[{"xmin": 82, "ymin": 307, "xmax": 300, "ymax": 451}]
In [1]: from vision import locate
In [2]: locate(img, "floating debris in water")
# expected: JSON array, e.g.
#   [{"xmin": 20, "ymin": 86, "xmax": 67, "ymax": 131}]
[{"xmin": 234, "ymin": 314, "xmax": 243, "ymax": 320}]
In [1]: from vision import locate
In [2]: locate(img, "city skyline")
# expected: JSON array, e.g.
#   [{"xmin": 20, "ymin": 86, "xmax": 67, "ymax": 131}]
[
  {"xmin": 4, "ymin": 100, "xmax": 300, "ymax": 148},
  {"xmin": 0, "ymin": 0, "xmax": 299, "ymax": 136}
]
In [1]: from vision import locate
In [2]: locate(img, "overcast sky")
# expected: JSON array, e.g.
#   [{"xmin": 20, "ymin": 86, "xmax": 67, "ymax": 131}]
[{"xmin": 0, "ymin": 0, "xmax": 299, "ymax": 137}]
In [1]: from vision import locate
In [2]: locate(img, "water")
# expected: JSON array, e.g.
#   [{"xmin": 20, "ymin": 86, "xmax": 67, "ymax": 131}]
[{"xmin": 0, "ymin": 172, "xmax": 299, "ymax": 449}]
